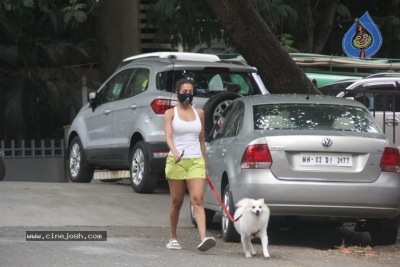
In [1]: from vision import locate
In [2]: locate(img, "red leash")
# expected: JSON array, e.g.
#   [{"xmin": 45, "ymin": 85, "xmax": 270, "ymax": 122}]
[{"xmin": 205, "ymin": 175, "xmax": 237, "ymax": 222}]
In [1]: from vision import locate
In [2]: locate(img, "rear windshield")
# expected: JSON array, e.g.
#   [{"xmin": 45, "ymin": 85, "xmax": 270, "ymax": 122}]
[
  {"xmin": 253, "ymin": 104, "xmax": 380, "ymax": 133},
  {"xmin": 156, "ymin": 70, "xmax": 259, "ymax": 97}
]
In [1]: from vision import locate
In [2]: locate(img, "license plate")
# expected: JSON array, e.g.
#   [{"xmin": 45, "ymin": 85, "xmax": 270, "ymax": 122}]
[{"xmin": 300, "ymin": 153, "xmax": 353, "ymax": 166}]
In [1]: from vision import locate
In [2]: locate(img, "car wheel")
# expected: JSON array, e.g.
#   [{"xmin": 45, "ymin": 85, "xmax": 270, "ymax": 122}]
[
  {"xmin": 203, "ymin": 92, "xmax": 241, "ymax": 135},
  {"xmin": 370, "ymin": 227, "xmax": 398, "ymax": 245},
  {"xmin": 189, "ymin": 202, "xmax": 215, "ymax": 227},
  {"xmin": 222, "ymin": 184, "xmax": 241, "ymax": 242},
  {"xmin": 68, "ymin": 136, "xmax": 94, "ymax": 183},
  {"xmin": 0, "ymin": 157, "xmax": 5, "ymax": 181},
  {"xmin": 130, "ymin": 141, "xmax": 158, "ymax": 194}
]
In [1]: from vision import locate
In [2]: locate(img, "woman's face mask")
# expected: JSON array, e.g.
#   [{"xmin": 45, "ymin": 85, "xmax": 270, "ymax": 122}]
[{"xmin": 177, "ymin": 93, "xmax": 193, "ymax": 105}]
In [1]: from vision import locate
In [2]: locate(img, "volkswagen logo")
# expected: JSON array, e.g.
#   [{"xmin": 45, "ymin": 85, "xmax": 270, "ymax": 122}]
[{"xmin": 321, "ymin": 138, "xmax": 333, "ymax": 149}]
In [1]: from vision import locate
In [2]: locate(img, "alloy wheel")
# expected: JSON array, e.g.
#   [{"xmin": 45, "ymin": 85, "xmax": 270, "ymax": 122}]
[
  {"xmin": 131, "ymin": 148, "xmax": 144, "ymax": 185},
  {"xmin": 222, "ymin": 189, "xmax": 230, "ymax": 234},
  {"xmin": 190, "ymin": 203, "xmax": 195, "ymax": 220},
  {"xmin": 69, "ymin": 143, "xmax": 81, "ymax": 177}
]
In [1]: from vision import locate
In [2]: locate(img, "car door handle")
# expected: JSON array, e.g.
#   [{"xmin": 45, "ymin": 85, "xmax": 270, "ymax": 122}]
[
  {"xmin": 103, "ymin": 109, "xmax": 111, "ymax": 115},
  {"xmin": 129, "ymin": 104, "xmax": 138, "ymax": 110},
  {"xmin": 385, "ymin": 117, "xmax": 399, "ymax": 127}
]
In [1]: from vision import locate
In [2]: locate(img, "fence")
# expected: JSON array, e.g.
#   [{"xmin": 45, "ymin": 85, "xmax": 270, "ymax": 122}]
[
  {"xmin": 1, "ymin": 139, "xmax": 65, "ymax": 159},
  {"xmin": 1, "ymin": 139, "xmax": 66, "ymax": 182}
]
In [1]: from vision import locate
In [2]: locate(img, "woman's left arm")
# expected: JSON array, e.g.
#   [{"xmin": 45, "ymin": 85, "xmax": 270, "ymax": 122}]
[{"xmin": 197, "ymin": 108, "xmax": 206, "ymax": 161}]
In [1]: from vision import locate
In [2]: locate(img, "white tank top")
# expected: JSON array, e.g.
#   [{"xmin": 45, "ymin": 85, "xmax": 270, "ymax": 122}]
[{"xmin": 169, "ymin": 106, "xmax": 202, "ymax": 158}]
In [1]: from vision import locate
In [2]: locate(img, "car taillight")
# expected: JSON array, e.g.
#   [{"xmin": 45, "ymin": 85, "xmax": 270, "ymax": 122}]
[
  {"xmin": 240, "ymin": 144, "xmax": 272, "ymax": 169},
  {"xmin": 150, "ymin": 99, "xmax": 178, "ymax": 114},
  {"xmin": 380, "ymin": 147, "xmax": 400, "ymax": 173}
]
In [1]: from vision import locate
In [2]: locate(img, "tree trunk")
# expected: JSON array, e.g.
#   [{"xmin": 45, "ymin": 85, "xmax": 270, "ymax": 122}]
[
  {"xmin": 204, "ymin": 0, "xmax": 318, "ymax": 94},
  {"xmin": 295, "ymin": 0, "xmax": 315, "ymax": 53},
  {"xmin": 312, "ymin": 0, "xmax": 340, "ymax": 54}
]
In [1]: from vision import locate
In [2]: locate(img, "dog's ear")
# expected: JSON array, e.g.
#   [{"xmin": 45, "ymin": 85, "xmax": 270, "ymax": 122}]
[{"xmin": 257, "ymin": 198, "xmax": 265, "ymax": 204}]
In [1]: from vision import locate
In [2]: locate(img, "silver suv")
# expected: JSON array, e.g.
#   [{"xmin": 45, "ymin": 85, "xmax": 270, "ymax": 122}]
[{"xmin": 67, "ymin": 52, "xmax": 268, "ymax": 193}]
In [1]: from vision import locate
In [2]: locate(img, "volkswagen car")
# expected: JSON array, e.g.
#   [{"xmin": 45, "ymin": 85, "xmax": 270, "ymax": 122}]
[{"xmin": 196, "ymin": 94, "xmax": 400, "ymax": 245}]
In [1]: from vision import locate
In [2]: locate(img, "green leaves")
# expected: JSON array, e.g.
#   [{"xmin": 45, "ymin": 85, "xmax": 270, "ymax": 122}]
[{"xmin": 61, "ymin": 2, "xmax": 88, "ymax": 27}]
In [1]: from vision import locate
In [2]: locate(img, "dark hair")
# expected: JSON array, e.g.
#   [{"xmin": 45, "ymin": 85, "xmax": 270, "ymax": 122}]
[{"xmin": 175, "ymin": 78, "xmax": 194, "ymax": 93}]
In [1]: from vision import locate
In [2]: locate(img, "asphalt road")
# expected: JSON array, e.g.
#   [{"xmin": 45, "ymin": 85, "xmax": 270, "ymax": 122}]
[{"xmin": 0, "ymin": 180, "xmax": 399, "ymax": 267}]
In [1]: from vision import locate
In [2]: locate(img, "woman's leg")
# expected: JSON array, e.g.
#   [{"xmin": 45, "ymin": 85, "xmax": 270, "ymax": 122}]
[
  {"xmin": 186, "ymin": 178, "xmax": 206, "ymax": 241},
  {"xmin": 167, "ymin": 179, "xmax": 186, "ymax": 241}
]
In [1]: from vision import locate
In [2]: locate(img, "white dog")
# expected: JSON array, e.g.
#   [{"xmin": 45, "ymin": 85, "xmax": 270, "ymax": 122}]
[{"xmin": 233, "ymin": 198, "xmax": 270, "ymax": 258}]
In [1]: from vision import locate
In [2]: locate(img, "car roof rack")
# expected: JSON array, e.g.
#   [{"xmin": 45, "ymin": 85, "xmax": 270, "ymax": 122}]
[{"xmin": 122, "ymin": 52, "xmax": 220, "ymax": 63}]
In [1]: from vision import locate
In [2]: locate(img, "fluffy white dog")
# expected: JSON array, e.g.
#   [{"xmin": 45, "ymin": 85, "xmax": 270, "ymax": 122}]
[{"xmin": 233, "ymin": 198, "xmax": 270, "ymax": 258}]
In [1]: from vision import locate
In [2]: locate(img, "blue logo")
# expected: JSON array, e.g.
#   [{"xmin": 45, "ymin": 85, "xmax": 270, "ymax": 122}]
[{"xmin": 342, "ymin": 12, "xmax": 382, "ymax": 60}]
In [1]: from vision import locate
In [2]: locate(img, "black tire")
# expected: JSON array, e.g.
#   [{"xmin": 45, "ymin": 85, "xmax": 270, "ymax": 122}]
[
  {"xmin": 370, "ymin": 227, "xmax": 398, "ymax": 245},
  {"xmin": 221, "ymin": 184, "xmax": 241, "ymax": 242},
  {"xmin": 68, "ymin": 136, "xmax": 94, "ymax": 183},
  {"xmin": 189, "ymin": 202, "xmax": 215, "ymax": 228},
  {"xmin": 0, "ymin": 157, "xmax": 5, "ymax": 181},
  {"xmin": 203, "ymin": 92, "xmax": 241, "ymax": 136},
  {"xmin": 130, "ymin": 141, "xmax": 159, "ymax": 194}
]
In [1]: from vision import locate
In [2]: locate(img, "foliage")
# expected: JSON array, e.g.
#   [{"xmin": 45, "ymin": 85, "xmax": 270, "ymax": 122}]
[
  {"xmin": 0, "ymin": 0, "xmax": 103, "ymax": 141},
  {"xmin": 146, "ymin": 0, "xmax": 298, "ymax": 51},
  {"xmin": 147, "ymin": 0, "xmax": 400, "ymax": 58},
  {"xmin": 277, "ymin": 33, "xmax": 299, "ymax": 53}
]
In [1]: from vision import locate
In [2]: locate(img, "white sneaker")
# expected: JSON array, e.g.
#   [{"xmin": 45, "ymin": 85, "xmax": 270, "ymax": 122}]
[{"xmin": 197, "ymin": 237, "xmax": 216, "ymax": 252}]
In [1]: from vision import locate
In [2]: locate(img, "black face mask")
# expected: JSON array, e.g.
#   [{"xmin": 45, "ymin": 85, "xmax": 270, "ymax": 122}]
[{"xmin": 177, "ymin": 93, "xmax": 193, "ymax": 105}]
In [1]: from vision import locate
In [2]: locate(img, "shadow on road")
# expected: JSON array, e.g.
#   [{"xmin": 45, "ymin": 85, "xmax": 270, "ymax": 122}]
[{"xmin": 207, "ymin": 216, "xmax": 375, "ymax": 250}]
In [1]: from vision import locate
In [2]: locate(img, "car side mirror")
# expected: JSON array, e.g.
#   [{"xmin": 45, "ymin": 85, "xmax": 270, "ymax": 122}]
[{"xmin": 88, "ymin": 92, "xmax": 97, "ymax": 111}]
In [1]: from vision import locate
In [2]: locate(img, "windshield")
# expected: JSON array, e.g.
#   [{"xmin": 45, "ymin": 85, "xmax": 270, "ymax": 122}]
[
  {"xmin": 156, "ymin": 70, "xmax": 259, "ymax": 97},
  {"xmin": 253, "ymin": 104, "xmax": 381, "ymax": 133}
]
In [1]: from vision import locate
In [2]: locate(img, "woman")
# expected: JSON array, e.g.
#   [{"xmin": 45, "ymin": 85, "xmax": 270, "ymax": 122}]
[{"xmin": 164, "ymin": 78, "xmax": 216, "ymax": 251}]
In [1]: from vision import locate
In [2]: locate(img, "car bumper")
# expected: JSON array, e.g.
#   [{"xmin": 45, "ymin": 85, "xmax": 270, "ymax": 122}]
[
  {"xmin": 230, "ymin": 170, "xmax": 400, "ymax": 219},
  {"xmin": 143, "ymin": 141, "xmax": 169, "ymax": 173}
]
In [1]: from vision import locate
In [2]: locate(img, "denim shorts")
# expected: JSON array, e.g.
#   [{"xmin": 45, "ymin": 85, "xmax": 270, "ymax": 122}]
[{"xmin": 165, "ymin": 155, "xmax": 206, "ymax": 180}]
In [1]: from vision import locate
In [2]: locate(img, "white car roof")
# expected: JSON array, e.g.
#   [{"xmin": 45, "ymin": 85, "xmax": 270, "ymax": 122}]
[
  {"xmin": 346, "ymin": 77, "xmax": 400, "ymax": 89},
  {"xmin": 122, "ymin": 52, "xmax": 220, "ymax": 63}
]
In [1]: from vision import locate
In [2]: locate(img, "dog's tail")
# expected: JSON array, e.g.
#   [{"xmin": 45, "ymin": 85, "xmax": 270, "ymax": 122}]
[{"xmin": 235, "ymin": 198, "xmax": 250, "ymax": 208}]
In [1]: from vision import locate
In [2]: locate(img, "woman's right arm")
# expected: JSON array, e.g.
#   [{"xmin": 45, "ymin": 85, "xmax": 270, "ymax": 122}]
[{"xmin": 164, "ymin": 109, "xmax": 180, "ymax": 162}]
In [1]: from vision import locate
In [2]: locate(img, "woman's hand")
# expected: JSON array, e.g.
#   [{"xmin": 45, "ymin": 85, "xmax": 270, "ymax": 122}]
[{"xmin": 173, "ymin": 150, "xmax": 183, "ymax": 163}]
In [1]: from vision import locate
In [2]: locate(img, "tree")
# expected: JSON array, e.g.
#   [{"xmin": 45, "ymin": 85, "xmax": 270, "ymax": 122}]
[
  {"xmin": 287, "ymin": 0, "xmax": 342, "ymax": 54},
  {"xmin": 203, "ymin": 0, "xmax": 317, "ymax": 94},
  {"xmin": 147, "ymin": 0, "xmax": 317, "ymax": 94},
  {"xmin": 0, "ymin": 0, "xmax": 103, "ymax": 141}
]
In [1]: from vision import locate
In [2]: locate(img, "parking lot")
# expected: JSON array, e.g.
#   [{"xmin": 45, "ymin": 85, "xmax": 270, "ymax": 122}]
[{"xmin": 0, "ymin": 180, "xmax": 399, "ymax": 267}]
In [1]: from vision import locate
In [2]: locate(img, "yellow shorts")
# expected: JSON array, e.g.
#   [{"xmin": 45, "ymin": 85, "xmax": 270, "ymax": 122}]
[{"xmin": 165, "ymin": 155, "xmax": 206, "ymax": 180}]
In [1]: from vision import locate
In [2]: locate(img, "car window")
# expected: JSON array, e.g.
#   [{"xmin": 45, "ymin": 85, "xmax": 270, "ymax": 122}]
[
  {"xmin": 207, "ymin": 103, "xmax": 234, "ymax": 142},
  {"xmin": 221, "ymin": 101, "xmax": 244, "ymax": 137},
  {"xmin": 99, "ymin": 69, "xmax": 133, "ymax": 104},
  {"xmin": 253, "ymin": 104, "xmax": 380, "ymax": 133},
  {"xmin": 156, "ymin": 70, "xmax": 259, "ymax": 96},
  {"xmin": 353, "ymin": 82, "xmax": 396, "ymax": 90},
  {"xmin": 123, "ymin": 68, "xmax": 150, "ymax": 98}
]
